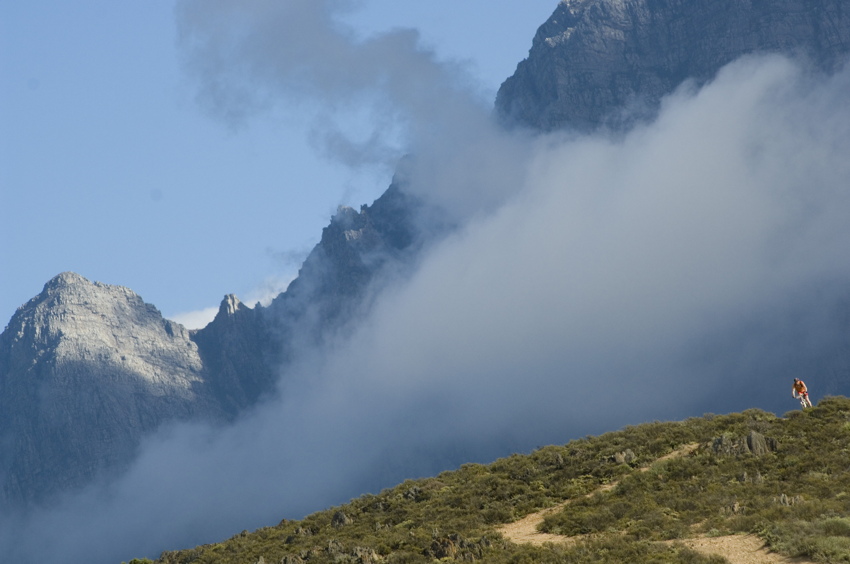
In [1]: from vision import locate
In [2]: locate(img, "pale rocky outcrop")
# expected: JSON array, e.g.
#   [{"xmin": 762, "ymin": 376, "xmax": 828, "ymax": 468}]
[
  {"xmin": 709, "ymin": 430, "xmax": 778, "ymax": 457},
  {"xmin": 0, "ymin": 272, "xmax": 224, "ymax": 504}
]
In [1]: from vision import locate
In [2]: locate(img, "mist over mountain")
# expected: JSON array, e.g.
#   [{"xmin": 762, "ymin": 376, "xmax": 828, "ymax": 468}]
[{"xmin": 2, "ymin": 0, "xmax": 850, "ymax": 562}]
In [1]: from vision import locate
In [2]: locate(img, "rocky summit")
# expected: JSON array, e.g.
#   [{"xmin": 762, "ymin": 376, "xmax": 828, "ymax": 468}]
[
  {"xmin": 0, "ymin": 272, "xmax": 223, "ymax": 504},
  {"xmin": 496, "ymin": 0, "xmax": 850, "ymax": 132}
]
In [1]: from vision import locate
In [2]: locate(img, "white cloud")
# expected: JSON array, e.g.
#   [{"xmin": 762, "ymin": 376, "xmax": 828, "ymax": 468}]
[
  {"xmin": 243, "ymin": 273, "xmax": 295, "ymax": 306},
  {"xmin": 169, "ymin": 306, "xmax": 220, "ymax": 329},
  {"xmin": 168, "ymin": 274, "xmax": 294, "ymax": 329}
]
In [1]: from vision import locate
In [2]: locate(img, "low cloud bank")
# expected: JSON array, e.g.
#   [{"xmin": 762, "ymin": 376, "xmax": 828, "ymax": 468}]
[
  {"xmin": 3, "ymin": 0, "xmax": 850, "ymax": 559},
  {"xmin": 3, "ymin": 52, "xmax": 850, "ymax": 564}
]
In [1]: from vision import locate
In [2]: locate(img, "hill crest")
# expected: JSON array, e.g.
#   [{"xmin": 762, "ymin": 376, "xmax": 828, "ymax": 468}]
[{"xmin": 150, "ymin": 397, "xmax": 850, "ymax": 564}]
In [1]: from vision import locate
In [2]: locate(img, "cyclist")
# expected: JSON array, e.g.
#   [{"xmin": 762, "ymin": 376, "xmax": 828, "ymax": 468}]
[{"xmin": 792, "ymin": 378, "xmax": 813, "ymax": 408}]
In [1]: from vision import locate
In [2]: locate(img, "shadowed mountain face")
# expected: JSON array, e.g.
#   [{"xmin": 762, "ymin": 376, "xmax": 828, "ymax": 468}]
[
  {"xmin": 496, "ymin": 0, "xmax": 850, "ymax": 132},
  {"xmin": 2, "ymin": 0, "xmax": 850, "ymax": 513}
]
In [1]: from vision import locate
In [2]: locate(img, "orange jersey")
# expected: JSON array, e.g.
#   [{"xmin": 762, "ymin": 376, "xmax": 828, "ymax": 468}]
[{"xmin": 793, "ymin": 380, "xmax": 808, "ymax": 395}]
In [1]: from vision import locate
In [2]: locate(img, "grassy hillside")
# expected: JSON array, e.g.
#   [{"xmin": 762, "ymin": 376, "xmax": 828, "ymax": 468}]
[{"xmin": 139, "ymin": 396, "xmax": 850, "ymax": 564}]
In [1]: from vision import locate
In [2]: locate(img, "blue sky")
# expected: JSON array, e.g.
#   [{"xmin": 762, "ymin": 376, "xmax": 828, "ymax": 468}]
[{"xmin": 0, "ymin": 0, "xmax": 557, "ymax": 328}]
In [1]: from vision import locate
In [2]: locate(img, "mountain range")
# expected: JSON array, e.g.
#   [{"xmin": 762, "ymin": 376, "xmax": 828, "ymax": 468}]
[
  {"xmin": 2, "ymin": 0, "xmax": 850, "ymax": 558},
  {"xmin": 0, "ymin": 182, "xmax": 420, "ymax": 507}
]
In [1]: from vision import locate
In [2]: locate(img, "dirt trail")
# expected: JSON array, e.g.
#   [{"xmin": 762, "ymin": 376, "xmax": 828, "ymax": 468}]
[
  {"xmin": 495, "ymin": 444, "xmax": 815, "ymax": 564},
  {"xmin": 674, "ymin": 535, "xmax": 813, "ymax": 564},
  {"xmin": 497, "ymin": 443, "xmax": 698, "ymax": 546}
]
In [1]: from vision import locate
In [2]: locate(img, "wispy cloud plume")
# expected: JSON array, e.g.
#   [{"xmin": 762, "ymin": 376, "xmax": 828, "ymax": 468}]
[{"xmin": 176, "ymin": 0, "xmax": 531, "ymax": 217}]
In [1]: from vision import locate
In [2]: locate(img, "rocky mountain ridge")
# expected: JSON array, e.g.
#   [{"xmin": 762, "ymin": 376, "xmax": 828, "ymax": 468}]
[
  {"xmin": 0, "ymin": 182, "xmax": 420, "ymax": 507},
  {"xmin": 496, "ymin": 0, "xmax": 850, "ymax": 131}
]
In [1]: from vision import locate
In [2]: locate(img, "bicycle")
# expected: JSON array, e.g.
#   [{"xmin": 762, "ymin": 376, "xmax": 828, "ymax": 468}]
[{"xmin": 794, "ymin": 392, "xmax": 813, "ymax": 409}]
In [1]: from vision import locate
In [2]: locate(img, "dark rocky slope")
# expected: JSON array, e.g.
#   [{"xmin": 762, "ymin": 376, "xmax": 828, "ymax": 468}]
[{"xmin": 496, "ymin": 0, "xmax": 850, "ymax": 132}]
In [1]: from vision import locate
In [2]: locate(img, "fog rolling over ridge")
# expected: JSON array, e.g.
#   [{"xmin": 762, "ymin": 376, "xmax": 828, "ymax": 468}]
[
  {"xmin": 4, "ymin": 1, "xmax": 850, "ymax": 563},
  {"xmin": 6, "ymin": 53, "xmax": 849, "ymax": 564}
]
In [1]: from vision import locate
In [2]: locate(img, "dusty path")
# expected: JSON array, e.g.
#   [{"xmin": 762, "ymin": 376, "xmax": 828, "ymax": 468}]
[
  {"xmin": 675, "ymin": 535, "xmax": 813, "ymax": 564},
  {"xmin": 496, "ymin": 444, "xmax": 815, "ymax": 563},
  {"xmin": 497, "ymin": 503, "xmax": 574, "ymax": 546},
  {"xmin": 497, "ymin": 443, "xmax": 698, "ymax": 546}
]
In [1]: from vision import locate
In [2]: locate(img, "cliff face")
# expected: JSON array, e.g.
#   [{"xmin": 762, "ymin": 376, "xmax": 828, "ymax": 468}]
[
  {"xmin": 496, "ymin": 0, "xmax": 850, "ymax": 132},
  {"xmin": 191, "ymin": 294, "xmax": 277, "ymax": 416},
  {"xmin": 0, "ymin": 272, "xmax": 222, "ymax": 505}
]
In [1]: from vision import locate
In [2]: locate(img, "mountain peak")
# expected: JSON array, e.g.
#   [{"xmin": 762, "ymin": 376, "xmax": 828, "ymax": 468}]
[
  {"xmin": 45, "ymin": 270, "xmax": 87, "ymax": 288},
  {"xmin": 497, "ymin": 0, "xmax": 850, "ymax": 132},
  {"xmin": 217, "ymin": 293, "xmax": 245, "ymax": 318},
  {"xmin": 0, "ymin": 272, "xmax": 221, "ymax": 506},
  {"xmin": 38, "ymin": 271, "xmax": 101, "ymax": 302},
  {"xmin": 28, "ymin": 271, "xmax": 141, "ymax": 316}
]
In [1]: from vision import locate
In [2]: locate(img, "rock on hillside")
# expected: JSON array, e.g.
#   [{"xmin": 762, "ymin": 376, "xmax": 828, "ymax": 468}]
[
  {"xmin": 496, "ymin": 0, "xmax": 850, "ymax": 132},
  {"xmin": 0, "ymin": 272, "xmax": 225, "ymax": 505}
]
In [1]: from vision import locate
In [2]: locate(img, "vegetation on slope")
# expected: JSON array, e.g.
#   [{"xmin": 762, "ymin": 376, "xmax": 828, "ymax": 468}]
[{"xmin": 143, "ymin": 396, "xmax": 850, "ymax": 564}]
